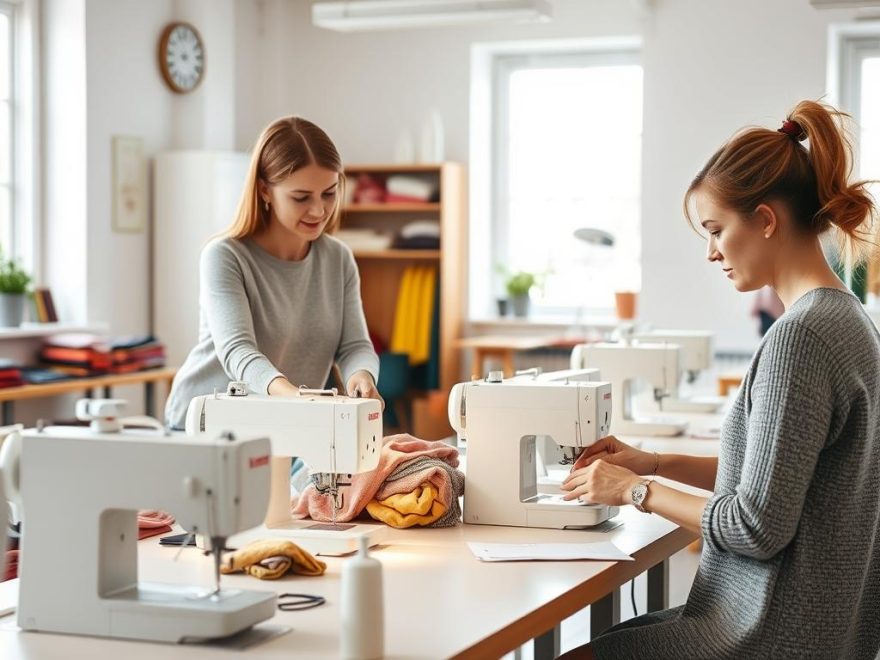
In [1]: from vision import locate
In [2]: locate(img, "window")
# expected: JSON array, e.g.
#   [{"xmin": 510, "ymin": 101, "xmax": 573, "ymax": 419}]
[
  {"xmin": 491, "ymin": 49, "xmax": 643, "ymax": 316},
  {"xmin": 0, "ymin": 2, "xmax": 12, "ymax": 257},
  {"xmin": 833, "ymin": 27, "xmax": 880, "ymax": 298}
]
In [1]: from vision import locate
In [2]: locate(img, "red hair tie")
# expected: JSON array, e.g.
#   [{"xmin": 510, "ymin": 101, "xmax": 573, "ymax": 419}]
[{"xmin": 778, "ymin": 119, "xmax": 806, "ymax": 142}]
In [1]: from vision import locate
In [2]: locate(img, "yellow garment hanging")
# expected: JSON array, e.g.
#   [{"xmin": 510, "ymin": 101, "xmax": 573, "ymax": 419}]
[
  {"xmin": 390, "ymin": 266, "xmax": 416, "ymax": 357},
  {"xmin": 412, "ymin": 266, "xmax": 436, "ymax": 365}
]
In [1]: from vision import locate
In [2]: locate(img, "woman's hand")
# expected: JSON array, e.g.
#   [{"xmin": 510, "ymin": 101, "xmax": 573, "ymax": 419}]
[
  {"xmin": 346, "ymin": 370, "xmax": 385, "ymax": 410},
  {"xmin": 560, "ymin": 459, "xmax": 641, "ymax": 506},
  {"xmin": 571, "ymin": 435, "xmax": 656, "ymax": 476}
]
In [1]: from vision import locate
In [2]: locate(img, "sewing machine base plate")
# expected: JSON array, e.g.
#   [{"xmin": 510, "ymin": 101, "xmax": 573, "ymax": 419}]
[{"xmin": 229, "ymin": 521, "xmax": 385, "ymax": 556}]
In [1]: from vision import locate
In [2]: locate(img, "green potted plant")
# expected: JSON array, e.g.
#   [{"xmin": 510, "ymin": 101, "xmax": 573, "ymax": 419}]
[
  {"xmin": 0, "ymin": 248, "xmax": 32, "ymax": 327},
  {"xmin": 505, "ymin": 270, "xmax": 537, "ymax": 317}
]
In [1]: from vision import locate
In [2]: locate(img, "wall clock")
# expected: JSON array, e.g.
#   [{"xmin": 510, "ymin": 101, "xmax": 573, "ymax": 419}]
[{"xmin": 158, "ymin": 22, "xmax": 205, "ymax": 94}]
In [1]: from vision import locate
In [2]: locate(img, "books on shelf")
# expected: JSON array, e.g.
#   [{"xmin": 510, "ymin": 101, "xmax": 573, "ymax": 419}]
[{"xmin": 30, "ymin": 288, "xmax": 58, "ymax": 323}]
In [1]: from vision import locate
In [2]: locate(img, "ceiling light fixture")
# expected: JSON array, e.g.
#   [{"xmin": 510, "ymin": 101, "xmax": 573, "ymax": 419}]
[{"xmin": 312, "ymin": 0, "xmax": 553, "ymax": 32}]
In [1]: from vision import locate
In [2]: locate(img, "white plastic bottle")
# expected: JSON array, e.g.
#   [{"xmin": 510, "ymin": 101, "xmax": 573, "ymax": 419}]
[{"xmin": 340, "ymin": 536, "xmax": 384, "ymax": 659}]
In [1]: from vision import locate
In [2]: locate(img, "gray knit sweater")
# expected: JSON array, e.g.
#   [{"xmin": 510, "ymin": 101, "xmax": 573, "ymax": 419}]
[
  {"xmin": 165, "ymin": 235, "xmax": 379, "ymax": 429},
  {"xmin": 593, "ymin": 288, "xmax": 880, "ymax": 659}
]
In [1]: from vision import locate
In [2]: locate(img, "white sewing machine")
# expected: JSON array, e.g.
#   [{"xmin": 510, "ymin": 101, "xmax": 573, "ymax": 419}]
[
  {"xmin": 449, "ymin": 374, "xmax": 619, "ymax": 529},
  {"xmin": 633, "ymin": 329, "xmax": 723, "ymax": 413},
  {"xmin": 186, "ymin": 383, "xmax": 384, "ymax": 555},
  {"xmin": 7, "ymin": 418, "xmax": 276, "ymax": 643},
  {"xmin": 571, "ymin": 342, "xmax": 688, "ymax": 436}
]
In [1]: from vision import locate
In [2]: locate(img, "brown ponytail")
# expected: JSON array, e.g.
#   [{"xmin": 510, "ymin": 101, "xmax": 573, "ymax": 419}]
[{"xmin": 685, "ymin": 100, "xmax": 877, "ymax": 265}]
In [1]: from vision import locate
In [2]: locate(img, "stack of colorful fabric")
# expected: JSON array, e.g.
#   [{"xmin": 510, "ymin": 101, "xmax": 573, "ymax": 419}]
[
  {"xmin": 108, "ymin": 335, "xmax": 166, "ymax": 374},
  {"xmin": 0, "ymin": 360, "xmax": 23, "ymax": 389},
  {"xmin": 291, "ymin": 434, "xmax": 465, "ymax": 529},
  {"xmin": 39, "ymin": 333, "xmax": 166, "ymax": 376}
]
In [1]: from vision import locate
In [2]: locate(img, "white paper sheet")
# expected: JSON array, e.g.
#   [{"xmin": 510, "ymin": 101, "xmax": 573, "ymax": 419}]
[{"xmin": 467, "ymin": 541, "xmax": 633, "ymax": 562}]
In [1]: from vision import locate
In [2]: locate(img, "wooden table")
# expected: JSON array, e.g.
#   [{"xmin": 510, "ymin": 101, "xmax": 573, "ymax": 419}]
[
  {"xmin": 0, "ymin": 508, "xmax": 694, "ymax": 659},
  {"xmin": 0, "ymin": 366, "xmax": 178, "ymax": 424},
  {"xmin": 457, "ymin": 335, "xmax": 587, "ymax": 380}
]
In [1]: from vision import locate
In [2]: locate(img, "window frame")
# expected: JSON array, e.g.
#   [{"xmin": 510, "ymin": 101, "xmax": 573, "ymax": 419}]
[
  {"xmin": 0, "ymin": 0, "xmax": 38, "ymax": 276},
  {"xmin": 489, "ymin": 47, "xmax": 643, "ymax": 318},
  {"xmin": 0, "ymin": 0, "xmax": 14, "ymax": 258}
]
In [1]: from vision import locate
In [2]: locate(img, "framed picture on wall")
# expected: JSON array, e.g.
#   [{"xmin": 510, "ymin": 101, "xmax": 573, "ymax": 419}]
[{"xmin": 112, "ymin": 135, "xmax": 146, "ymax": 233}]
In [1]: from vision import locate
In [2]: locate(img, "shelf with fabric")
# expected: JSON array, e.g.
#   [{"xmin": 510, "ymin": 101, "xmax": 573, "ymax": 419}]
[{"xmin": 341, "ymin": 163, "xmax": 465, "ymax": 440}]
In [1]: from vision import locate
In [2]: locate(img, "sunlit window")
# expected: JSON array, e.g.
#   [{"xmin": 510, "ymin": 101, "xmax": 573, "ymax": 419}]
[
  {"xmin": 493, "ymin": 51, "xmax": 643, "ymax": 314},
  {"xmin": 860, "ymin": 56, "xmax": 879, "ymax": 194},
  {"xmin": 0, "ymin": 5, "xmax": 11, "ymax": 255}
]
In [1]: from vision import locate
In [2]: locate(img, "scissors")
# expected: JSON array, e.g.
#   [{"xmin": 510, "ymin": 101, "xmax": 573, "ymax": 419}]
[{"xmin": 277, "ymin": 593, "xmax": 326, "ymax": 611}]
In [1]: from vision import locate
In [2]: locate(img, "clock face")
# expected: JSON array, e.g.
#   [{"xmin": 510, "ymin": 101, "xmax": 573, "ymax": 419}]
[{"xmin": 159, "ymin": 22, "xmax": 204, "ymax": 94}]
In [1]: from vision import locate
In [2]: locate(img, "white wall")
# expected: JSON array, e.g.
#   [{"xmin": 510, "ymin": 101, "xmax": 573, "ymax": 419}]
[
  {"xmin": 232, "ymin": 0, "xmax": 858, "ymax": 353},
  {"xmin": 43, "ymin": 0, "xmax": 87, "ymax": 325},
  {"xmin": 43, "ymin": 0, "xmax": 238, "ymax": 336},
  {"xmin": 82, "ymin": 0, "xmax": 175, "ymax": 335}
]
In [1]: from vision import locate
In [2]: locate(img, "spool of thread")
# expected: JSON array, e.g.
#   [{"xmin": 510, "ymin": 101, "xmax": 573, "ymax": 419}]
[{"xmin": 340, "ymin": 536, "xmax": 384, "ymax": 659}]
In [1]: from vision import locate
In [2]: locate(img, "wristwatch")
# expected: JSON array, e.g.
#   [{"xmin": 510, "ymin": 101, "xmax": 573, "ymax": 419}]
[{"xmin": 630, "ymin": 480, "xmax": 652, "ymax": 514}]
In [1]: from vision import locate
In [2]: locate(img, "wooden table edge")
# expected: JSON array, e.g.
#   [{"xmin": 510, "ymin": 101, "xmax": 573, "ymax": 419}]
[{"xmin": 449, "ymin": 525, "xmax": 698, "ymax": 660}]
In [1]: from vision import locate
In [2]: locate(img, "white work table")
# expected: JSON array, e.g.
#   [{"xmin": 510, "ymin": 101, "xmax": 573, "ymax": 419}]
[{"xmin": 0, "ymin": 506, "xmax": 694, "ymax": 659}]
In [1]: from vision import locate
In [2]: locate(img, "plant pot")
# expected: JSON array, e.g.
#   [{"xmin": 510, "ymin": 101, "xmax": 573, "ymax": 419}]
[
  {"xmin": 614, "ymin": 291, "xmax": 637, "ymax": 320},
  {"xmin": 496, "ymin": 298, "xmax": 509, "ymax": 317},
  {"xmin": 511, "ymin": 294, "xmax": 530, "ymax": 317},
  {"xmin": 0, "ymin": 293, "xmax": 26, "ymax": 327}
]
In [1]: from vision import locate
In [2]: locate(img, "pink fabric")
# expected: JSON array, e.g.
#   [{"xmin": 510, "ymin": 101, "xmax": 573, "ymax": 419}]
[
  {"xmin": 137, "ymin": 510, "xmax": 175, "ymax": 529},
  {"xmin": 291, "ymin": 434, "xmax": 460, "ymax": 522}
]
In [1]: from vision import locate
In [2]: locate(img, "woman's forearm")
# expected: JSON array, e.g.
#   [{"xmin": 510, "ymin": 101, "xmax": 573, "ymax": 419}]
[
  {"xmin": 657, "ymin": 454, "xmax": 717, "ymax": 491},
  {"xmin": 268, "ymin": 376, "xmax": 300, "ymax": 396},
  {"xmin": 642, "ymin": 481, "xmax": 707, "ymax": 536}
]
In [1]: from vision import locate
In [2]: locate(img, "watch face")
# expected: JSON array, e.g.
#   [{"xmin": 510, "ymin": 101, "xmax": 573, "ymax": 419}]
[
  {"xmin": 632, "ymin": 482, "xmax": 648, "ymax": 506},
  {"xmin": 162, "ymin": 23, "xmax": 204, "ymax": 93}
]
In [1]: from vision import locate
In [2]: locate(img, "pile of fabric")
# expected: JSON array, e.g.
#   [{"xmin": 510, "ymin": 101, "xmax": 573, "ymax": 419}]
[{"xmin": 292, "ymin": 434, "xmax": 464, "ymax": 529}]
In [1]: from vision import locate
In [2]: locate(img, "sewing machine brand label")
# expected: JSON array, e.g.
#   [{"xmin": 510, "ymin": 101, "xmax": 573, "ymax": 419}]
[
  {"xmin": 604, "ymin": 393, "xmax": 612, "ymax": 400},
  {"xmin": 368, "ymin": 412, "xmax": 380, "ymax": 421},
  {"xmin": 248, "ymin": 454, "xmax": 270, "ymax": 469}
]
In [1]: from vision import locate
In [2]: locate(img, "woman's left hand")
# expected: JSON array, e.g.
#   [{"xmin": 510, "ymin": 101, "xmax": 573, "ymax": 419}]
[
  {"xmin": 346, "ymin": 370, "xmax": 385, "ymax": 410},
  {"xmin": 560, "ymin": 459, "xmax": 641, "ymax": 506}
]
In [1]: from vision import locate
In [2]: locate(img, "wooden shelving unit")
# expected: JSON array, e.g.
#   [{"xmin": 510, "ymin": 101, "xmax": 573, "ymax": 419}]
[{"xmin": 341, "ymin": 163, "xmax": 466, "ymax": 439}]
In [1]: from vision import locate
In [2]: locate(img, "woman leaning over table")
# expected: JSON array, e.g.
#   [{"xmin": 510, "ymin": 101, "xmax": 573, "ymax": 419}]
[{"xmin": 165, "ymin": 116, "xmax": 381, "ymax": 431}]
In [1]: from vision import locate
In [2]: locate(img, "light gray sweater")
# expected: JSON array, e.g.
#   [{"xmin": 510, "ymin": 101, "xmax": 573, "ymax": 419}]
[
  {"xmin": 593, "ymin": 288, "xmax": 880, "ymax": 659},
  {"xmin": 165, "ymin": 235, "xmax": 379, "ymax": 429}
]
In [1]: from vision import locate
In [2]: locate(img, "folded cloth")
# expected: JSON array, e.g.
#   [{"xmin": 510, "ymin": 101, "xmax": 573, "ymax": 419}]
[
  {"xmin": 138, "ymin": 510, "xmax": 175, "ymax": 528},
  {"xmin": 220, "ymin": 539, "xmax": 326, "ymax": 580},
  {"xmin": 366, "ymin": 483, "xmax": 446, "ymax": 528},
  {"xmin": 292, "ymin": 434, "xmax": 461, "ymax": 524},
  {"xmin": 138, "ymin": 524, "xmax": 173, "ymax": 541},
  {"xmin": 2, "ymin": 549, "xmax": 18, "ymax": 581},
  {"xmin": 368, "ymin": 455, "xmax": 465, "ymax": 528}
]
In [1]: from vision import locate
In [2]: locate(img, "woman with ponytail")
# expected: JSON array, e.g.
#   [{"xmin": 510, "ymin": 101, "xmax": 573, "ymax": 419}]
[
  {"xmin": 164, "ymin": 117, "xmax": 381, "ymax": 430},
  {"xmin": 561, "ymin": 101, "xmax": 880, "ymax": 659}
]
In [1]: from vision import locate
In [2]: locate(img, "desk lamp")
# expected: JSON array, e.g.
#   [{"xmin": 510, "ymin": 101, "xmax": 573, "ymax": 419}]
[{"xmin": 571, "ymin": 227, "xmax": 615, "ymax": 336}]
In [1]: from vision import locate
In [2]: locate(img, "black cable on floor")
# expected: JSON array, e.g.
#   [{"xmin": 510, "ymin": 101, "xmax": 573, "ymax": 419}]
[{"xmin": 630, "ymin": 578, "xmax": 638, "ymax": 617}]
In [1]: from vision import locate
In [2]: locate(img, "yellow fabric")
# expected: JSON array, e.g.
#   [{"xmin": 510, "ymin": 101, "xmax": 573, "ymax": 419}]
[
  {"xmin": 389, "ymin": 265, "xmax": 437, "ymax": 366},
  {"xmin": 220, "ymin": 538, "xmax": 327, "ymax": 580},
  {"xmin": 412, "ymin": 267, "xmax": 436, "ymax": 365},
  {"xmin": 365, "ymin": 483, "xmax": 447, "ymax": 528},
  {"xmin": 390, "ymin": 266, "xmax": 415, "ymax": 356}
]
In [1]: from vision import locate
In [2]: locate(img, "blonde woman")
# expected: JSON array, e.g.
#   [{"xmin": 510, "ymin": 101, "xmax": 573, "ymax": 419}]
[{"xmin": 165, "ymin": 117, "xmax": 380, "ymax": 430}]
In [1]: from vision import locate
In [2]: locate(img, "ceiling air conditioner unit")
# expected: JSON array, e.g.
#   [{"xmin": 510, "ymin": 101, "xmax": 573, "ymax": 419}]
[{"xmin": 311, "ymin": 0, "xmax": 553, "ymax": 32}]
